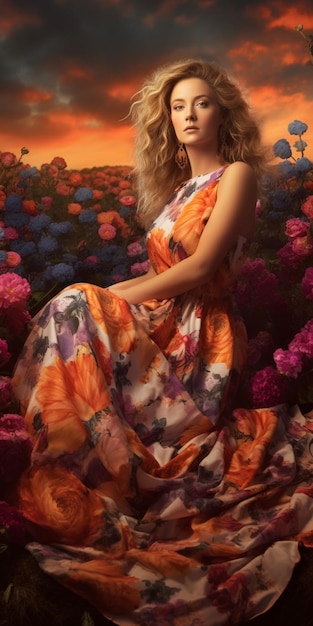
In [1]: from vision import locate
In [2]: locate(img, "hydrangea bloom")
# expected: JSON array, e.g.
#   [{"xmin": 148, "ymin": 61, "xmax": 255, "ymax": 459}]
[
  {"xmin": 271, "ymin": 189, "xmax": 292, "ymax": 210},
  {"xmin": 0, "ymin": 413, "xmax": 33, "ymax": 484},
  {"xmin": 78, "ymin": 209, "xmax": 97, "ymax": 224},
  {"xmin": 49, "ymin": 221, "xmax": 73, "ymax": 236},
  {"xmin": 273, "ymin": 348, "xmax": 303, "ymax": 378},
  {"xmin": 19, "ymin": 166, "xmax": 38, "ymax": 179},
  {"xmin": 249, "ymin": 366, "xmax": 289, "ymax": 407},
  {"xmin": 4, "ymin": 194, "xmax": 22, "ymax": 212},
  {"xmin": 0, "ymin": 500, "xmax": 27, "ymax": 545},
  {"xmin": 277, "ymin": 161, "xmax": 295, "ymax": 178},
  {"xmin": 29, "ymin": 213, "xmax": 51, "ymax": 233},
  {"xmin": 288, "ymin": 120, "xmax": 308, "ymax": 136},
  {"xmin": 294, "ymin": 157, "xmax": 312, "ymax": 174},
  {"xmin": 45, "ymin": 262, "xmax": 75, "ymax": 283},
  {"xmin": 273, "ymin": 139, "xmax": 292, "ymax": 159},
  {"xmin": 74, "ymin": 187, "xmax": 93, "ymax": 203},
  {"xmin": 0, "ymin": 341, "xmax": 10, "ymax": 368},
  {"xmin": 38, "ymin": 235, "xmax": 58, "ymax": 255}
]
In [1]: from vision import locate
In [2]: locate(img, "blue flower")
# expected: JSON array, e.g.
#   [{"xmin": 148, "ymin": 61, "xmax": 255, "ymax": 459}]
[
  {"xmin": 0, "ymin": 250, "xmax": 8, "ymax": 263},
  {"xmin": 272, "ymin": 139, "xmax": 292, "ymax": 159},
  {"xmin": 78, "ymin": 209, "xmax": 97, "ymax": 224},
  {"xmin": 29, "ymin": 214, "xmax": 51, "ymax": 233},
  {"xmin": 0, "ymin": 227, "xmax": 5, "ymax": 241},
  {"xmin": 11, "ymin": 240, "xmax": 37, "ymax": 257},
  {"xmin": 74, "ymin": 187, "xmax": 93, "ymax": 203},
  {"xmin": 294, "ymin": 157, "xmax": 312, "ymax": 174},
  {"xmin": 46, "ymin": 263, "xmax": 75, "ymax": 282},
  {"xmin": 49, "ymin": 221, "xmax": 73, "ymax": 236},
  {"xmin": 19, "ymin": 166, "xmax": 38, "ymax": 180},
  {"xmin": 271, "ymin": 189, "xmax": 292, "ymax": 210},
  {"xmin": 288, "ymin": 120, "xmax": 308, "ymax": 136},
  {"xmin": 268, "ymin": 211, "xmax": 281, "ymax": 222},
  {"xmin": 98, "ymin": 245, "xmax": 126, "ymax": 264},
  {"xmin": 4, "ymin": 193, "xmax": 22, "ymax": 212},
  {"xmin": 119, "ymin": 206, "xmax": 130, "ymax": 219},
  {"xmin": 62, "ymin": 253, "xmax": 78, "ymax": 263},
  {"xmin": 277, "ymin": 161, "xmax": 295, "ymax": 179},
  {"xmin": 38, "ymin": 236, "xmax": 58, "ymax": 255},
  {"xmin": 4, "ymin": 212, "xmax": 29, "ymax": 229}
]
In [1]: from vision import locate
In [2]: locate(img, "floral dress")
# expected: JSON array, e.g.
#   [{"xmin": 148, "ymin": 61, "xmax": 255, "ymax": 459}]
[{"xmin": 12, "ymin": 167, "xmax": 313, "ymax": 625}]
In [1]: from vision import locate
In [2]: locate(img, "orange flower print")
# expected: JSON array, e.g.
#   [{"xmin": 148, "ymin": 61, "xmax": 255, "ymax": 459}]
[
  {"xmin": 26, "ymin": 352, "xmax": 111, "ymax": 454},
  {"xmin": 18, "ymin": 464, "xmax": 105, "ymax": 545},
  {"xmin": 172, "ymin": 183, "xmax": 218, "ymax": 256},
  {"xmin": 200, "ymin": 309, "xmax": 234, "ymax": 368},
  {"xmin": 146, "ymin": 227, "xmax": 172, "ymax": 273}
]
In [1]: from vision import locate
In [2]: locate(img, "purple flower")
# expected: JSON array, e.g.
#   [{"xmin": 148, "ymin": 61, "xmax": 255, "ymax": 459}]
[
  {"xmin": 295, "ymin": 157, "xmax": 312, "ymax": 174},
  {"xmin": 49, "ymin": 221, "xmax": 73, "ymax": 236},
  {"xmin": 249, "ymin": 366, "xmax": 289, "ymax": 407},
  {"xmin": 4, "ymin": 194, "xmax": 22, "ymax": 212},
  {"xmin": 302, "ymin": 267, "xmax": 313, "ymax": 300},
  {"xmin": 74, "ymin": 187, "xmax": 93, "ymax": 203},
  {"xmin": 78, "ymin": 209, "xmax": 97, "ymax": 224},
  {"xmin": 46, "ymin": 262, "xmax": 75, "ymax": 282},
  {"xmin": 38, "ymin": 235, "xmax": 58, "ymax": 254},
  {"xmin": 29, "ymin": 213, "xmax": 51, "ymax": 233},
  {"xmin": 19, "ymin": 166, "xmax": 38, "ymax": 179},
  {"xmin": 277, "ymin": 160, "xmax": 295, "ymax": 178},
  {"xmin": 288, "ymin": 120, "xmax": 308, "ymax": 136},
  {"xmin": 0, "ymin": 250, "xmax": 8, "ymax": 263},
  {"xmin": 273, "ymin": 139, "xmax": 292, "ymax": 159},
  {"xmin": 273, "ymin": 348, "xmax": 303, "ymax": 378},
  {"xmin": 271, "ymin": 188, "xmax": 292, "ymax": 210},
  {"xmin": 0, "ymin": 413, "xmax": 33, "ymax": 484}
]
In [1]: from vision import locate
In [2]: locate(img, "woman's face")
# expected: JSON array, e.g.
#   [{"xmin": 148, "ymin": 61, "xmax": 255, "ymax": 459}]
[{"xmin": 170, "ymin": 77, "xmax": 223, "ymax": 150}]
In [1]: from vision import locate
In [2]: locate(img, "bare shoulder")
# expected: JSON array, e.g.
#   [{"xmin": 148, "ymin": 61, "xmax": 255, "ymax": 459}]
[{"xmin": 219, "ymin": 161, "xmax": 257, "ymax": 192}]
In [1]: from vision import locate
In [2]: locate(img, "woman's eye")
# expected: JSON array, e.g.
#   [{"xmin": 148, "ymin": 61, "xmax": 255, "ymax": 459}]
[
  {"xmin": 197, "ymin": 100, "xmax": 208, "ymax": 107},
  {"xmin": 173, "ymin": 104, "xmax": 184, "ymax": 111}
]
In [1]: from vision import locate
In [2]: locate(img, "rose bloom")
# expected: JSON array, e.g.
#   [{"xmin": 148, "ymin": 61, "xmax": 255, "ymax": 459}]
[
  {"xmin": 41, "ymin": 195, "xmax": 53, "ymax": 209},
  {"xmin": 98, "ymin": 223, "xmax": 117, "ymax": 240},
  {"xmin": 91, "ymin": 202, "xmax": 102, "ymax": 212},
  {"xmin": 119, "ymin": 180, "xmax": 131, "ymax": 190},
  {"xmin": 291, "ymin": 235, "xmax": 313, "ymax": 257},
  {"xmin": 51, "ymin": 156, "xmax": 67, "ymax": 169},
  {"xmin": 0, "ymin": 151, "xmax": 17, "ymax": 167},
  {"xmin": 92, "ymin": 189, "xmax": 104, "ymax": 200},
  {"xmin": 6, "ymin": 251, "xmax": 21, "ymax": 268},
  {"xmin": 302, "ymin": 267, "xmax": 313, "ymax": 300},
  {"xmin": 68, "ymin": 172, "xmax": 83, "ymax": 186},
  {"xmin": 119, "ymin": 194, "xmax": 136, "ymax": 206},
  {"xmin": 56, "ymin": 182, "xmax": 71, "ymax": 196},
  {"xmin": 277, "ymin": 242, "xmax": 303, "ymax": 269},
  {"xmin": 22, "ymin": 199, "xmax": 37, "ymax": 215},
  {"xmin": 285, "ymin": 217, "xmax": 309, "ymax": 239},
  {"xmin": 301, "ymin": 195, "xmax": 313, "ymax": 219},
  {"xmin": 67, "ymin": 202, "xmax": 82, "ymax": 215}
]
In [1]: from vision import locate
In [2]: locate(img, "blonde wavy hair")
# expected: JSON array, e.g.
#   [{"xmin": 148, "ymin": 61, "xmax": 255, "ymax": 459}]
[{"xmin": 130, "ymin": 58, "xmax": 267, "ymax": 228}]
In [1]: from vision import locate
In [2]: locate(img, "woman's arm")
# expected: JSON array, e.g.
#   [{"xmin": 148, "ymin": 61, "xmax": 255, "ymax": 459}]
[
  {"xmin": 113, "ymin": 162, "xmax": 257, "ymax": 305},
  {"xmin": 108, "ymin": 265, "xmax": 156, "ymax": 292}
]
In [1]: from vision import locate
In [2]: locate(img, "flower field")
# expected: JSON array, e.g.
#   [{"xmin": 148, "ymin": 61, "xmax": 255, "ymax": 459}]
[{"xmin": 0, "ymin": 121, "xmax": 313, "ymax": 625}]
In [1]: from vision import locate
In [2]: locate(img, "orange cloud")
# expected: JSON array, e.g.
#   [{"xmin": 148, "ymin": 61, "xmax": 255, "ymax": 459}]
[
  {"xmin": 0, "ymin": 6, "xmax": 39, "ymax": 37},
  {"xmin": 22, "ymin": 88, "xmax": 53, "ymax": 104}
]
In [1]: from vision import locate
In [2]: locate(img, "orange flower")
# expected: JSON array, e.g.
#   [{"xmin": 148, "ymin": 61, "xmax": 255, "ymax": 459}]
[
  {"xmin": 172, "ymin": 183, "xmax": 218, "ymax": 256},
  {"xmin": 25, "ymin": 352, "xmax": 111, "ymax": 454},
  {"xmin": 68, "ymin": 172, "xmax": 83, "ymax": 186},
  {"xmin": 67, "ymin": 202, "xmax": 82, "ymax": 215},
  {"xmin": 200, "ymin": 308, "xmax": 234, "ymax": 367},
  {"xmin": 18, "ymin": 464, "xmax": 105, "ymax": 545},
  {"xmin": 146, "ymin": 227, "xmax": 171, "ymax": 273},
  {"xmin": 92, "ymin": 189, "xmax": 104, "ymax": 200},
  {"xmin": 22, "ymin": 199, "xmax": 37, "ymax": 215}
]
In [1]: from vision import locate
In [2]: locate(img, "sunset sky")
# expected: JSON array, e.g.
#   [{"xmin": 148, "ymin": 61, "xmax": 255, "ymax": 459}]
[{"xmin": 0, "ymin": 0, "xmax": 312, "ymax": 170}]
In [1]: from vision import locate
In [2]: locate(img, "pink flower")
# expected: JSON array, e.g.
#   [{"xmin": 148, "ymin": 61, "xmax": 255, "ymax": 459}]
[
  {"xmin": 285, "ymin": 217, "xmax": 309, "ymax": 239},
  {"xmin": 0, "ymin": 273, "xmax": 31, "ymax": 310},
  {"xmin": 0, "ymin": 151, "xmax": 17, "ymax": 167},
  {"xmin": 98, "ymin": 223, "xmax": 116, "ymax": 240},
  {"xmin": 277, "ymin": 242, "xmax": 303, "ymax": 268},
  {"xmin": 291, "ymin": 235, "xmax": 313, "ymax": 257},
  {"xmin": 0, "ymin": 340, "xmax": 11, "ymax": 368},
  {"xmin": 302, "ymin": 267, "xmax": 313, "ymax": 300},
  {"xmin": 301, "ymin": 195, "xmax": 313, "ymax": 219},
  {"xmin": 51, "ymin": 156, "xmax": 67, "ymax": 169},
  {"xmin": 273, "ymin": 348, "xmax": 303, "ymax": 378},
  {"xmin": 249, "ymin": 366, "xmax": 289, "ymax": 407},
  {"xmin": 127, "ymin": 241, "xmax": 144, "ymax": 257},
  {"xmin": 41, "ymin": 195, "xmax": 53, "ymax": 209},
  {"xmin": 130, "ymin": 260, "xmax": 150, "ymax": 275},
  {"xmin": 119, "ymin": 194, "xmax": 136, "ymax": 206},
  {"xmin": 6, "ymin": 251, "xmax": 21, "ymax": 268},
  {"xmin": 3, "ymin": 227, "xmax": 18, "ymax": 241},
  {"xmin": 0, "ymin": 413, "xmax": 33, "ymax": 484},
  {"xmin": 0, "ymin": 376, "xmax": 13, "ymax": 408}
]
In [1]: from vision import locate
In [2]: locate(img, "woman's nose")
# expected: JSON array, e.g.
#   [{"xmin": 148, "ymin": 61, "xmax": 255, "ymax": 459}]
[{"xmin": 185, "ymin": 107, "xmax": 196, "ymax": 121}]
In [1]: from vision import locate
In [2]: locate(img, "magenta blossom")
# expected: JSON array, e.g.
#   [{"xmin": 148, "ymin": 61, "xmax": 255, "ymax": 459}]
[
  {"xmin": 285, "ymin": 218, "xmax": 309, "ymax": 239},
  {"xmin": 302, "ymin": 267, "xmax": 313, "ymax": 300},
  {"xmin": 127, "ymin": 241, "xmax": 144, "ymax": 257},
  {"xmin": 273, "ymin": 348, "xmax": 303, "ymax": 378},
  {"xmin": 249, "ymin": 366, "xmax": 289, "ymax": 407},
  {"xmin": 98, "ymin": 223, "xmax": 116, "ymax": 240},
  {"xmin": 130, "ymin": 260, "xmax": 150, "ymax": 276},
  {"xmin": 0, "ymin": 413, "xmax": 33, "ymax": 484},
  {"xmin": 0, "ymin": 377, "xmax": 13, "ymax": 409},
  {"xmin": 0, "ymin": 339, "xmax": 10, "ymax": 367},
  {"xmin": 0, "ymin": 273, "xmax": 31, "ymax": 311}
]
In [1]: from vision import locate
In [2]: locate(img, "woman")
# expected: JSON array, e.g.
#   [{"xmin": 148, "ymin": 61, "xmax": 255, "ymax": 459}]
[{"xmin": 12, "ymin": 60, "xmax": 313, "ymax": 625}]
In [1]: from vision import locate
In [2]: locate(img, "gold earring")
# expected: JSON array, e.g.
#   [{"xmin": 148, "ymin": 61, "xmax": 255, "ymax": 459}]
[{"xmin": 175, "ymin": 143, "xmax": 188, "ymax": 169}]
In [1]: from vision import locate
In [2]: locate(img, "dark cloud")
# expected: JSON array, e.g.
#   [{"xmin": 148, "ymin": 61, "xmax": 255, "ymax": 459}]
[{"xmin": 0, "ymin": 0, "xmax": 312, "ymax": 163}]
